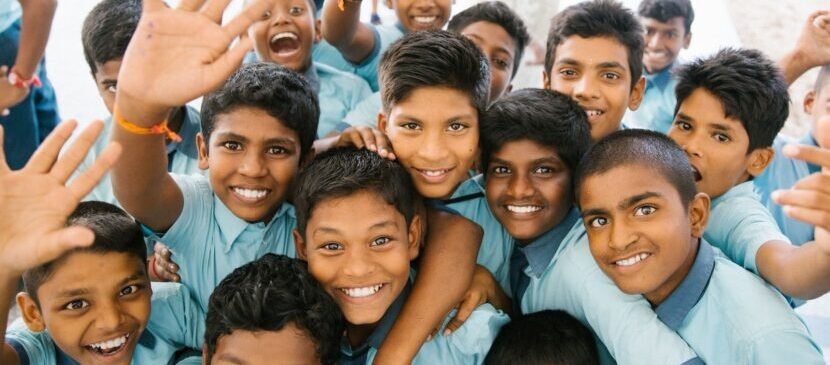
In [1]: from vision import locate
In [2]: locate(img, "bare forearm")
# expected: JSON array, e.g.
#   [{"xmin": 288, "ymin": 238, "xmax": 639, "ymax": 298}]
[
  {"xmin": 757, "ymin": 240, "xmax": 830, "ymax": 299},
  {"xmin": 321, "ymin": 0, "xmax": 375, "ymax": 63},
  {"xmin": 15, "ymin": 0, "xmax": 56, "ymax": 78}
]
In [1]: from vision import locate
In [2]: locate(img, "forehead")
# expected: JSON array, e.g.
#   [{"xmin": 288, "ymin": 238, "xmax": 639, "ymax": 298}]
[
  {"xmin": 460, "ymin": 21, "xmax": 517, "ymax": 55},
  {"xmin": 579, "ymin": 164, "xmax": 677, "ymax": 205},
  {"xmin": 211, "ymin": 107, "xmax": 300, "ymax": 142},
  {"xmin": 677, "ymin": 88, "xmax": 745, "ymax": 130},
  {"xmin": 388, "ymin": 86, "xmax": 478, "ymax": 121},
  {"xmin": 640, "ymin": 16, "xmax": 687, "ymax": 31},
  {"xmin": 37, "ymin": 252, "xmax": 145, "ymax": 301},
  {"xmin": 94, "ymin": 59, "xmax": 122, "ymax": 79},
  {"xmin": 554, "ymin": 35, "xmax": 631, "ymax": 72},
  {"xmin": 214, "ymin": 325, "xmax": 320, "ymax": 365},
  {"xmin": 306, "ymin": 190, "xmax": 405, "ymax": 236},
  {"xmin": 491, "ymin": 139, "xmax": 561, "ymax": 163}
]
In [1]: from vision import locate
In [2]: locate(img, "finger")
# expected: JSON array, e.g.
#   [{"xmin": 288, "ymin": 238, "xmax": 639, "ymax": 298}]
[
  {"xmin": 144, "ymin": 0, "xmax": 174, "ymax": 12},
  {"xmin": 201, "ymin": 0, "xmax": 233, "ymax": 23},
  {"xmin": 67, "ymin": 142, "xmax": 122, "ymax": 201},
  {"xmin": 373, "ymin": 129, "xmax": 395, "ymax": 159},
  {"xmin": 0, "ymin": 126, "xmax": 9, "ymax": 175},
  {"xmin": 222, "ymin": 0, "xmax": 274, "ymax": 38},
  {"xmin": 50, "ymin": 121, "xmax": 106, "ymax": 183},
  {"xmin": 207, "ymin": 36, "xmax": 254, "ymax": 89},
  {"xmin": 790, "ymin": 174, "xmax": 830, "ymax": 193},
  {"xmin": 782, "ymin": 144, "xmax": 830, "ymax": 173},
  {"xmin": 358, "ymin": 128, "xmax": 377, "ymax": 151},
  {"xmin": 24, "ymin": 120, "xmax": 78, "ymax": 173},
  {"xmin": 35, "ymin": 226, "xmax": 96, "ymax": 265},
  {"xmin": 771, "ymin": 189, "xmax": 830, "ymax": 211},
  {"xmin": 347, "ymin": 130, "xmax": 365, "ymax": 149},
  {"xmin": 444, "ymin": 297, "xmax": 478, "ymax": 336},
  {"xmin": 783, "ymin": 205, "xmax": 830, "ymax": 230},
  {"xmin": 176, "ymin": 0, "xmax": 206, "ymax": 12}
]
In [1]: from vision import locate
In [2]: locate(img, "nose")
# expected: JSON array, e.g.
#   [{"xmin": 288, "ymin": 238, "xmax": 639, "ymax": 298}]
[
  {"xmin": 413, "ymin": 0, "xmax": 436, "ymax": 11},
  {"xmin": 506, "ymin": 173, "xmax": 534, "ymax": 200},
  {"xmin": 677, "ymin": 133, "xmax": 703, "ymax": 159},
  {"xmin": 95, "ymin": 300, "xmax": 125, "ymax": 332},
  {"xmin": 647, "ymin": 33, "xmax": 662, "ymax": 49},
  {"xmin": 238, "ymin": 151, "xmax": 267, "ymax": 177},
  {"xmin": 415, "ymin": 132, "xmax": 450, "ymax": 162},
  {"xmin": 573, "ymin": 76, "xmax": 600, "ymax": 102},
  {"xmin": 271, "ymin": 7, "xmax": 290, "ymax": 26},
  {"xmin": 342, "ymin": 249, "xmax": 376, "ymax": 279},
  {"xmin": 608, "ymin": 222, "xmax": 637, "ymax": 251}
]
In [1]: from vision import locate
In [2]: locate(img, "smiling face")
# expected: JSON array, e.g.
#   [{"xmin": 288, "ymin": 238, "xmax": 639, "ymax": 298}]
[
  {"xmin": 485, "ymin": 140, "xmax": 573, "ymax": 245},
  {"xmin": 208, "ymin": 324, "xmax": 322, "ymax": 365},
  {"xmin": 641, "ymin": 16, "xmax": 690, "ymax": 74},
  {"xmin": 459, "ymin": 20, "xmax": 517, "ymax": 101},
  {"xmin": 389, "ymin": 0, "xmax": 452, "ymax": 33},
  {"xmin": 249, "ymin": 0, "xmax": 318, "ymax": 73},
  {"xmin": 295, "ymin": 190, "xmax": 420, "ymax": 332},
  {"xmin": 197, "ymin": 107, "xmax": 301, "ymax": 223},
  {"xmin": 668, "ymin": 88, "xmax": 772, "ymax": 199},
  {"xmin": 18, "ymin": 252, "xmax": 151, "ymax": 365},
  {"xmin": 544, "ymin": 36, "xmax": 645, "ymax": 143},
  {"xmin": 93, "ymin": 60, "xmax": 121, "ymax": 114},
  {"xmin": 379, "ymin": 86, "xmax": 479, "ymax": 199},
  {"xmin": 579, "ymin": 164, "xmax": 708, "ymax": 305}
]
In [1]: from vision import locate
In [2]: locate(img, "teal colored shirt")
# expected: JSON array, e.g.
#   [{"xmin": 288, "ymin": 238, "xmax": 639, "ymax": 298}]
[
  {"xmin": 339, "ymin": 283, "xmax": 509, "ymax": 365},
  {"xmin": 654, "ymin": 240, "xmax": 823, "ymax": 364},
  {"xmin": 69, "ymin": 106, "xmax": 205, "ymax": 206},
  {"xmin": 310, "ymin": 62, "xmax": 373, "ymax": 137},
  {"xmin": 624, "ymin": 64, "xmax": 678, "ymax": 134},
  {"xmin": 704, "ymin": 181, "xmax": 791, "ymax": 276},
  {"xmin": 4, "ymin": 283, "xmax": 201, "ymax": 365},
  {"xmin": 342, "ymin": 91, "xmax": 382, "ymax": 131},
  {"xmin": 312, "ymin": 24, "xmax": 405, "ymax": 91},
  {"xmin": 754, "ymin": 133, "xmax": 821, "ymax": 245},
  {"xmin": 520, "ymin": 221, "xmax": 702, "ymax": 365},
  {"xmin": 158, "ymin": 174, "xmax": 297, "ymax": 314},
  {"xmin": 0, "ymin": 0, "xmax": 20, "ymax": 33}
]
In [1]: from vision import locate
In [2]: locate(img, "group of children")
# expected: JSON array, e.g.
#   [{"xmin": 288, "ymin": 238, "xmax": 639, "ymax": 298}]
[{"xmin": 1, "ymin": 0, "xmax": 830, "ymax": 364}]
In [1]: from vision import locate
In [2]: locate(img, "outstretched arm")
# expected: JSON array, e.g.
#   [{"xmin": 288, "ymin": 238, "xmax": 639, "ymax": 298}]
[
  {"xmin": 778, "ymin": 10, "xmax": 830, "ymax": 85},
  {"xmin": 14, "ymin": 0, "xmax": 56, "ymax": 79},
  {"xmin": 321, "ymin": 0, "xmax": 378, "ymax": 63}
]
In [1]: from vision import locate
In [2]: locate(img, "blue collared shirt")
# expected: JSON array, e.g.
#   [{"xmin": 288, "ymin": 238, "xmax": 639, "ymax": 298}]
[
  {"xmin": 312, "ymin": 24, "xmax": 405, "ymax": 91},
  {"xmin": 755, "ymin": 132, "xmax": 821, "ymax": 245},
  {"xmin": 624, "ymin": 64, "xmax": 678, "ymax": 134},
  {"xmin": 655, "ymin": 240, "xmax": 824, "ymax": 364},
  {"xmin": 342, "ymin": 91, "xmax": 382, "ymax": 131},
  {"xmin": 310, "ymin": 62, "xmax": 372, "ymax": 137},
  {"xmin": 339, "ymin": 282, "xmax": 509, "ymax": 365},
  {"xmin": 0, "ymin": 0, "xmax": 20, "ymax": 34}
]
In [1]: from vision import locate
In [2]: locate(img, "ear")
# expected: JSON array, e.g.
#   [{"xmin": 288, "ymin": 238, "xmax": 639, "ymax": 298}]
[
  {"xmin": 804, "ymin": 90, "xmax": 816, "ymax": 115},
  {"xmin": 747, "ymin": 147, "xmax": 774, "ymax": 177},
  {"xmin": 407, "ymin": 214, "xmax": 423, "ymax": 261},
  {"xmin": 202, "ymin": 345, "xmax": 210, "ymax": 365},
  {"xmin": 505, "ymin": 83, "xmax": 513, "ymax": 94},
  {"xmin": 627, "ymin": 76, "xmax": 646, "ymax": 111},
  {"xmin": 16, "ymin": 293, "xmax": 45, "ymax": 332},
  {"xmin": 682, "ymin": 32, "xmax": 692, "ymax": 49},
  {"xmin": 293, "ymin": 229, "xmax": 309, "ymax": 261},
  {"xmin": 688, "ymin": 192, "xmax": 710, "ymax": 238},
  {"xmin": 313, "ymin": 19, "xmax": 322, "ymax": 43},
  {"xmin": 377, "ymin": 112, "xmax": 388, "ymax": 132},
  {"xmin": 543, "ymin": 70, "xmax": 551, "ymax": 90},
  {"xmin": 196, "ymin": 132, "xmax": 209, "ymax": 170}
]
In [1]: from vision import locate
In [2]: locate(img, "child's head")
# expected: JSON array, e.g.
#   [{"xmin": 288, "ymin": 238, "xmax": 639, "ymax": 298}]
[
  {"xmin": 386, "ymin": 0, "xmax": 453, "ymax": 33},
  {"xmin": 378, "ymin": 30, "xmax": 489, "ymax": 199},
  {"xmin": 668, "ymin": 48, "xmax": 789, "ymax": 199},
  {"xmin": 249, "ymin": 0, "xmax": 320, "ymax": 73},
  {"xmin": 575, "ymin": 130, "xmax": 709, "ymax": 305},
  {"xmin": 637, "ymin": 0, "xmax": 694, "ymax": 74},
  {"xmin": 543, "ymin": 0, "xmax": 646, "ymax": 142},
  {"xmin": 293, "ymin": 148, "xmax": 421, "ymax": 330},
  {"xmin": 484, "ymin": 310, "xmax": 599, "ymax": 365},
  {"xmin": 805, "ymin": 65, "xmax": 830, "ymax": 148},
  {"xmin": 198, "ymin": 62, "xmax": 319, "ymax": 223},
  {"xmin": 81, "ymin": 0, "xmax": 141, "ymax": 114},
  {"xmin": 448, "ymin": 1, "xmax": 530, "ymax": 100},
  {"xmin": 481, "ymin": 89, "xmax": 591, "ymax": 244},
  {"xmin": 203, "ymin": 254, "xmax": 342, "ymax": 365},
  {"xmin": 19, "ymin": 202, "xmax": 150, "ymax": 365}
]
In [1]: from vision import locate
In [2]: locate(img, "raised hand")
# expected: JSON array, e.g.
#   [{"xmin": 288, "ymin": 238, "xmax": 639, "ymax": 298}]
[{"xmin": 0, "ymin": 121, "xmax": 121, "ymax": 277}]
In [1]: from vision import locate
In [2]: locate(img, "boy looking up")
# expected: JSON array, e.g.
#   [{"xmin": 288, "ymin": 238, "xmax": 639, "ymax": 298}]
[
  {"xmin": 543, "ymin": 0, "xmax": 646, "ymax": 142},
  {"xmin": 625, "ymin": 0, "xmax": 693, "ymax": 133},
  {"xmin": 668, "ymin": 48, "xmax": 830, "ymax": 300},
  {"xmin": 293, "ymin": 147, "xmax": 509, "ymax": 365},
  {"xmin": 576, "ymin": 130, "xmax": 824, "ymax": 364}
]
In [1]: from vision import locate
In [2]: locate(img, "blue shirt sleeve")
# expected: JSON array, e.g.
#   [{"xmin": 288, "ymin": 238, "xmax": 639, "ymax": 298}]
[
  {"xmin": 159, "ymin": 174, "xmax": 214, "ymax": 254},
  {"xmin": 342, "ymin": 92, "xmax": 382, "ymax": 130},
  {"xmin": 747, "ymin": 330, "xmax": 825, "ymax": 365},
  {"xmin": 5, "ymin": 319, "xmax": 57, "ymax": 365}
]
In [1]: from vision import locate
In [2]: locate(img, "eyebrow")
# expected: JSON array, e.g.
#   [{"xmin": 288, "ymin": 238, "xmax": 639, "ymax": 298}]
[
  {"xmin": 677, "ymin": 112, "xmax": 735, "ymax": 133},
  {"xmin": 214, "ymin": 132, "xmax": 296, "ymax": 145},
  {"xmin": 395, "ymin": 113, "xmax": 475, "ymax": 123},
  {"xmin": 313, "ymin": 220, "xmax": 399, "ymax": 237},
  {"xmin": 465, "ymin": 33, "xmax": 514, "ymax": 56},
  {"xmin": 55, "ymin": 271, "xmax": 145, "ymax": 299},
  {"xmin": 618, "ymin": 191, "xmax": 662, "ymax": 210},
  {"xmin": 490, "ymin": 156, "xmax": 563, "ymax": 166},
  {"xmin": 216, "ymin": 353, "xmax": 246, "ymax": 364}
]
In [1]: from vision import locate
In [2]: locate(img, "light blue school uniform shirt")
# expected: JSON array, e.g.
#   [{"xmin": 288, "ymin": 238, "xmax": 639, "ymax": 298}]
[
  {"xmin": 339, "ymin": 283, "xmax": 509, "ymax": 365},
  {"xmin": 305, "ymin": 62, "xmax": 373, "ymax": 137},
  {"xmin": 0, "ymin": 0, "xmax": 20, "ymax": 33},
  {"xmin": 343, "ymin": 91, "xmax": 382, "ymax": 130},
  {"xmin": 313, "ymin": 24, "xmax": 405, "ymax": 91},
  {"xmin": 655, "ymin": 239, "xmax": 823, "ymax": 364},
  {"xmin": 624, "ymin": 64, "xmax": 678, "ymax": 134},
  {"xmin": 70, "ymin": 106, "xmax": 204, "ymax": 206},
  {"xmin": 520, "ymin": 221, "xmax": 703, "ymax": 365},
  {"xmin": 755, "ymin": 132, "xmax": 821, "ymax": 245},
  {"xmin": 157, "ymin": 174, "xmax": 297, "ymax": 314},
  {"xmin": 4, "ymin": 283, "xmax": 201, "ymax": 365},
  {"xmin": 704, "ymin": 181, "xmax": 791, "ymax": 276},
  {"xmin": 441, "ymin": 175, "xmax": 515, "ymax": 292}
]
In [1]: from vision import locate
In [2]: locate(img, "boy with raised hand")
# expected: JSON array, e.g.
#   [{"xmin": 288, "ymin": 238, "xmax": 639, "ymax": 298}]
[
  {"xmin": 293, "ymin": 147, "xmax": 509, "ymax": 365},
  {"xmin": 668, "ymin": 48, "xmax": 830, "ymax": 301},
  {"xmin": 543, "ymin": 0, "xmax": 646, "ymax": 143},
  {"xmin": 576, "ymin": 130, "xmax": 824, "ymax": 364},
  {"xmin": 624, "ymin": 0, "xmax": 693, "ymax": 134}
]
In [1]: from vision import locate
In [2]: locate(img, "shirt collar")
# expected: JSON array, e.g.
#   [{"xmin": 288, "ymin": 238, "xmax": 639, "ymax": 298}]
[
  {"xmin": 655, "ymin": 239, "xmax": 715, "ymax": 330},
  {"xmin": 518, "ymin": 208, "xmax": 580, "ymax": 278},
  {"xmin": 644, "ymin": 63, "xmax": 675, "ymax": 91},
  {"xmin": 213, "ymin": 195, "xmax": 290, "ymax": 253},
  {"xmin": 304, "ymin": 62, "xmax": 321, "ymax": 95},
  {"xmin": 341, "ymin": 282, "xmax": 411, "ymax": 357},
  {"xmin": 712, "ymin": 180, "xmax": 756, "ymax": 207}
]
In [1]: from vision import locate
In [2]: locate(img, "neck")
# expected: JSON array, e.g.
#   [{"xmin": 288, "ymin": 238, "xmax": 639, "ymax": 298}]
[
  {"xmin": 645, "ymin": 237, "xmax": 699, "ymax": 306},
  {"xmin": 346, "ymin": 322, "xmax": 379, "ymax": 348}
]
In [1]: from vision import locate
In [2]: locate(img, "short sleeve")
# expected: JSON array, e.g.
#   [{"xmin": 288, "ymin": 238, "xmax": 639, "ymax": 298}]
[
  {"xmin": 5, "ymin": 319, "xmax": 57, "ymax": 365},
  {"xmin": 412, "ymin": 304, "xmax": 509, "ymax": 365},
  {"xmin": 159, "ymin": 174, "xmax": 214, "ymax": 253},
  {"xmin": 746, "ymin": 330, "xmax": 824, "ymax": 365},
  {"xmin": 146, "ymin": 282, "xmax": 206, "ymax": 350},
  {"xmin": 342, "ymin": 92, "xmax": 382, "ymax": 129}
]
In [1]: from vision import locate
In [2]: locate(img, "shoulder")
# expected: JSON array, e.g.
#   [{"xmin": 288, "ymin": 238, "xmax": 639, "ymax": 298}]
[
  {"xmin": 418, "ymin": 304, "xmax": 508, "ymax": 363},
  {"xmin": 5, "ymin": 319, "xmax": 57, "ymax": 365}
]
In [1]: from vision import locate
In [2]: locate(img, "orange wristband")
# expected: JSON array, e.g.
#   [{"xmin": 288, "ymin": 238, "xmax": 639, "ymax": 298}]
[
  {"xmin": 338, "ymin": 0, "xmax": 361, "ymax": 11},
  {"xmin": 114, "ymin": 108, "xmax": 182, "ymax": 143}
]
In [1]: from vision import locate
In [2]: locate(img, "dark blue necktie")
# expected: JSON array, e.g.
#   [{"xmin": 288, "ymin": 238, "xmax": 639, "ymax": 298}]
[{"xmin": 510, "ymin": 245, "xmax": 530, "ymax": 315}]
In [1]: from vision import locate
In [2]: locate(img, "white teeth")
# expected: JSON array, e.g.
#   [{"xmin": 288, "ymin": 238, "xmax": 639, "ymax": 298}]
[
  {"xmin": 422, "ymin": 169, "xmax": 448, "ymax": 177},
  {"xmin": 270, "ymin": 32, "xmax": 298, "ymax": 43},
  {"xmin": 506, "ymin": 205, "xmax": 542, "ymax": 214},
  {"xmin": 233, "ymin": 187, "xmax": 268, "ymax": 199},
  {"xmin": 615, "ymin": 253, "xmax": 650, "ymax": 267},
  {"xmin": 341, "ymin": 284, "xmax": 383, "ymax": 298},
  {"xmin": 413, "ymin": 16, "xmax": 437, "ymax": 24},
  {"xmin": 585, "ymin": 110, "xmax": 604, "ymax": 117},
  {"xmin": 89, "ymin": 334, "xmax": 128, "ymax": 351}
]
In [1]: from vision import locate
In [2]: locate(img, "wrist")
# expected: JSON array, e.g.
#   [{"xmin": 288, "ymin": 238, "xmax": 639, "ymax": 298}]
[
  {"xmin": 8, "ymin": 67, "xmax": 40, "ymax": 89},
  {"xmin": 114, "ymin": 92, "xmax": 172, "ymax": 129}
]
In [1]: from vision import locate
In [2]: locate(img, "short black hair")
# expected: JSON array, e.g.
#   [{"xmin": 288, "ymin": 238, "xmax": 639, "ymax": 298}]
[
  {"xmin": 574, "ymin": 129, "xmax": 697, "ymax": 209},
  {"xmin": 637, "ymin": 0, "xmax": 695, "ymax": 34},
  {"xmin": 481, "ymin": 88, "xmax": 591, "ymax": 177},
  {"xmin": 485, "ymin": 310, "xmax": 599, "ymax": 365},
  {"xmin": 200, "ymin": 62, "xmax": 319, "ymax": 159},
  {"xmin": 204, "ymin": 254, "xmax": 342, "ymax": 365},
  {"xmin": 293, "ymin": 147, "xmax": 417, "ymax": 236},
  {"xmin": 674, "ymin": 48, "xmax": 789, "ymax": 152},
  {"xmin": 379, "ymin": 30, "xmax": 490, "ymax": 114},
  {"xmin": 545, "ymin": 0, "xmax": 644, "ymax": 89},
  {"xmin": 22, "ymin": 201, "xmax": 147, "ymax": 307},
  {"xmin": 815, "ymin": 64, "xmax": 830, "ymax": 95},
  {"xmin": 447, "ymin": 1, "xmax": 531, "ymax": 79},
  {"xmin": 81, "ymin": 0, "xmax": 141, "ymax": 76}
]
